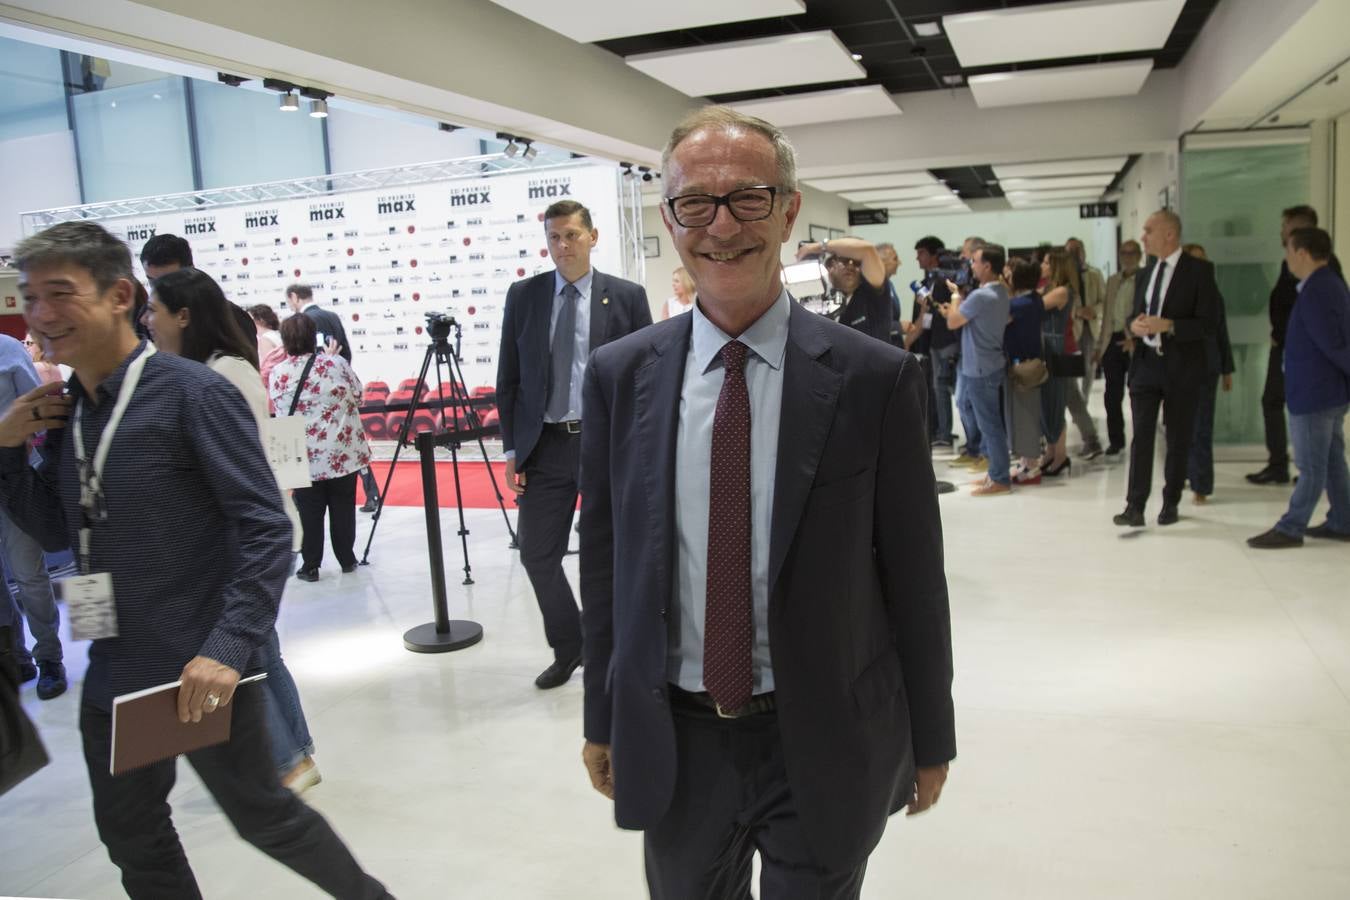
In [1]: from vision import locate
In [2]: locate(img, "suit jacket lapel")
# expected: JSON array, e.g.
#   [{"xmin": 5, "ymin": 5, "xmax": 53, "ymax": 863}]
[
  {"xmin": 530, "ymin": 274, "xmax": 554, "ymax": 366},
  {"xmin": 589, "ymin": 270, "xmax": 610, "ymax": 349},
  {"xmin": 768, "ymin": 303, "xmax": 842, "ymax": 593},
  {"xmin": 634, "ymin": 317, "xmax": 692, "ymax": 612}
]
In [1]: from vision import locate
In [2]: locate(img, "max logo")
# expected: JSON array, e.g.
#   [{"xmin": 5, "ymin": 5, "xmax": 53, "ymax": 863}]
[
  {"xmin": 184, "ymin": 218, "xmax": 216, "ymax": 235},
  {"xmin": 450, "ymin": 188, "xmax": 490, "ymax": 207},
  {"xmin": 245, "ymin": 211, "xmax": 280, "ymax": 229},
  {"xmin": 377, "ymin": 197, "xmax": 415, "ymax": 214},
  {"xmin": 309, "ymin": 203, "xmax": 346, "ymax": 222},
  {"xmin": 528, "ymin": 178, "xmax": 572, "ymax": 200},
  {"xmin": 126, "ymin": 225, "xmax": 156, "ymax": 241}
]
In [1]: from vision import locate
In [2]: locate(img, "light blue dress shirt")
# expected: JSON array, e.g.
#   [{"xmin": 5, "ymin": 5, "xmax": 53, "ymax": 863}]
[
  {"xmin": 669, "ymin": 289, "xmax": 789, "ymax": 695},
  {"xmin": 0, "ymin": 335, "xmax": 41, "ymax": 415},
  {"xmin": 546, "ymin": 268, "xmax": 593, "ymax": 423}
]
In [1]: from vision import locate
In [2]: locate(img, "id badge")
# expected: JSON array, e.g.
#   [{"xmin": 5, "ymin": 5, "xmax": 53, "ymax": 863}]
[
  {"xmin": 923, "ymin": 313, "xmax": 934, "ymax": 328},
  {"xmin": 58, "ymin": 573, "xmax": 118, "ymax": 641}
]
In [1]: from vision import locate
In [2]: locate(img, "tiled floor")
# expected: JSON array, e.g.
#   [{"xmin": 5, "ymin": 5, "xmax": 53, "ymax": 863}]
[{"xmin": 3, "ymin": 444, "xmax": 1349, "ymax": 899}]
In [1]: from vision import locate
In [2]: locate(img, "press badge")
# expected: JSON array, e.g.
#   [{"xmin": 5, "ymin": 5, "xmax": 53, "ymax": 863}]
[{"xmin": 59, "ymin": 573, "xmax": 118, "ymax": 641}]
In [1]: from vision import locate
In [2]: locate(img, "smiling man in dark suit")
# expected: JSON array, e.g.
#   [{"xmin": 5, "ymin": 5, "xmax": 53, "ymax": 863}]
[
  {"xmin": 577, "ymin": 107, "xmax": 955, "ymax": 899},
  {"xmin": 496, "ymin": 200, "xmax": 651, "ymax": 689},
  {"xmin": 1114, "ymin": 209, "xmax": 1221, "ymax": 528}
]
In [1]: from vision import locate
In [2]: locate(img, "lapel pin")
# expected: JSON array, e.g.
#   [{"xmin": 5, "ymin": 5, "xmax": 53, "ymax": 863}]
[{"xmin": 602, "ymin": 297, "xmax": 609, "ymax": 305}]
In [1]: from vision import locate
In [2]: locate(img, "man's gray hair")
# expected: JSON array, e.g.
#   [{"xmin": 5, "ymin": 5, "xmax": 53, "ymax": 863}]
[
  {"xmin": 14, "ymin": 221, "xmax": 133, "ymax": 292},
  {"xmin": 661, "ymin": 106, "xmax": 798, "ymax": 191},
  {"xmin": 963, "ymin": 236, "xmax": 987, "ymax": 249},
  {"xmin": 1152, "ymin": 209, "xmax": 1182, "ymax": 237}
]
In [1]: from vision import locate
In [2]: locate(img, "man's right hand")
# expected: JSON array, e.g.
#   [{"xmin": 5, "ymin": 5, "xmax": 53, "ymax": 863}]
[
  {"xmin": 582, "ymin": 741, "xmax": 615, "ymax": 799},
  {"xmin": 504, "ymin": 457, "xmax": 526, "ymax": 495},
  {"xmin": 0, "ymin": 383, "xmax": 71, "ymax": 448}
]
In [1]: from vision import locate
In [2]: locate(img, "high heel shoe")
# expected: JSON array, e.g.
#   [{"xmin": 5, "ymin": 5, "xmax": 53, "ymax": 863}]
[{"xmin": 1043, "ymin": 458, "xmax": 1072, "ymax": 477}]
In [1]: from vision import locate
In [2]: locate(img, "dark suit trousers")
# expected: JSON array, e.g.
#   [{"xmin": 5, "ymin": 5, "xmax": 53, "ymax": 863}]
[
  {"xmin": 1127, "ymin": 350, "xmax": 1201, "ymax": 509},
  {"xmin": 293, "ymin": 473, "xmax": 358, "ymax": 571},
  {"xmin": 1261, "ymin": 343, "xmax": 1290, "ymax": 469},
  {"xmin": 1101, "ymin": 332, "xmax": 1130, "ymax": 449},
  {"xmin": 516, "ymin": 429, "xmax": 582, "ymax": 660},
  {"xmin": 644, "ymin": 704, "xmax": 868, "ymax": 900},
  {"xmin": 80, "ymin": 688, "xmax": 389, "ymax": 900}
]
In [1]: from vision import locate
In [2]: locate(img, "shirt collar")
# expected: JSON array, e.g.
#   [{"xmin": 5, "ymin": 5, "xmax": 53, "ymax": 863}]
[
  {"xmin": 555, "ymin": 268, "xmax": 594, "ymax": 298},
  {"xmin": 1159, "ymin": 247, "xmax": 1183, "ymax": 270},
  {"xmin": 1297, "ymin": 265, "xmax": 1332, "ymax": 292},
  {"xmin": 690, "ymin": 288, "xmax": 791, "ymax": 375},
  {"xmin": 69, "ymin": 340, "xmax": 151, "ymax": 405}
]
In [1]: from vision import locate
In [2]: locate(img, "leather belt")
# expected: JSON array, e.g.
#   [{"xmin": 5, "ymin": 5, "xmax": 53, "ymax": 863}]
[
  {"xmin": 542, "ymin": 420, "xmax": 582, "ymax": 435},
  {"xmin": 669, "ymin": 685, "xmax": 776, "ymax": 719}
]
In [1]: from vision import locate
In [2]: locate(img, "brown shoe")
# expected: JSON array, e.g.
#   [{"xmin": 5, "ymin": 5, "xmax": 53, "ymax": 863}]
[
  {"xmin": 972, "ymin": 479, "xmax": 1011, "ymax": 497},
  {"xmin": 282, "ymin": 756, "xmax": 322, "ymax": 795},
  {"xmin": 1193, "ymin": 492, "xmax": 1208, "ymax": 504}
]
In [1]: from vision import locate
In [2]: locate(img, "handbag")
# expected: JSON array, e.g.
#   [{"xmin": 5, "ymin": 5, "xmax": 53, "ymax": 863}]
[
  {"xmin": 1010, "ymin": 358, "xmax": 1049, "ymax": 391},
  {"xmin": 1047, "ymin": 352, "xmax": 1087, "ymax": 378},
  {"xmin": 0, "ymin": 626, "xmax": 50, "ymax": 796}
]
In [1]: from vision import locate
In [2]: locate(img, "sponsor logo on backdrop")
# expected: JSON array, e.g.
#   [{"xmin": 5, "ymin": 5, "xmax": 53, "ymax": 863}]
[
  {"xmin": 243, "ymin": 208, "xmax": 281, "ymax": 231},
  {"xmin": 124, "ymin": 223, "xmax": 157, "ymax": 242},
  {"xmin": 183, "ymin": 216, "xmax": 217, "ymax": 236},
  {"xmin": 528, "ymin": 176, "xmax": 572, "ymax": 201},
  {"xmin": 309, "ymin": 201, "xmax": 346, "ymax": 223},
  {"xmin": 448, "ymin": 185, "xmax": 491, "ymax": 208},
  {"xmin": 376, "ymin": 193, "xmax": 417, "ymax": 217}
]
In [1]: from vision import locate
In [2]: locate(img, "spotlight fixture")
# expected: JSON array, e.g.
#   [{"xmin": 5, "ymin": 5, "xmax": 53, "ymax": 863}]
[
  {"xmin": 620, "ymin": 162, "xmax": 635, "ymax": 181},
  {"xmin": 217, "ymin": 73, "xmax": 249, "ymax": 87},
  {"xmin": 308, "ymin": 98, "xmax": 328, "ymax": 118},
  {"xmin": 638, "ymin": 165, "xmax": 654, "ymax": 183},
  {"xmin": 438, "ymin": 122, "xmax": 461, "ymax": 132},
  {"xmin": 496, "ymin": 131, "xmax": 521, "ymax": 157},
  {"xmin": 279, "ymin": 92, "xmax": 299, "ymax": 112},
  {"xmin": 522, "ymin": 140, "xmax": 538, "ymax": 161}
]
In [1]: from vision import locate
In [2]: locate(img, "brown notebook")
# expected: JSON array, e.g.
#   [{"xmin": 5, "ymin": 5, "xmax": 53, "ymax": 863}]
[{"xmin": 110, "ymin": 674, "xmax": 266, "ymax": 776}]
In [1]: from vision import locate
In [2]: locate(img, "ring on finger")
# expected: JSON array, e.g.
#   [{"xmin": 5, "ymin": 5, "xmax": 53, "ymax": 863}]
[
  {"xmin": 31, "ymin": 405, "xmax": 41, "ymax": 421},
  {"xmin": 204, "ymin": 693, "xmax": 220, "ymax": 710}
]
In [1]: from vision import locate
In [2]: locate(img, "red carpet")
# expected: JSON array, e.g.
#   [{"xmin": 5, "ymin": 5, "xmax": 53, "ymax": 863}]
[{"xmin": 364, "ymin": 459, "xmax": 524, "ymax": 509}]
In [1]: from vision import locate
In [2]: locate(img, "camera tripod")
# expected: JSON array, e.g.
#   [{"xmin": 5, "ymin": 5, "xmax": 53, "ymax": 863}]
[{"xmin": 359, "ymin": 316, "xmax": 518, "ymax": 586}]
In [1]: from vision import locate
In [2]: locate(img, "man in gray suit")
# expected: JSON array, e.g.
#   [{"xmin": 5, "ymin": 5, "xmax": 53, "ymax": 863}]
[{"xmin": 578, "ymin": 107, "xmax": 955, "ymax": 899}]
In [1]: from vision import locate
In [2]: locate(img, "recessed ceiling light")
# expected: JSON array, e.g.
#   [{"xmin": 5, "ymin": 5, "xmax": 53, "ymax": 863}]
[
  {"xmin": 914, "ymin": 21, "xmax": 942, "ymax": 37},
  {"xmin": 942, "ymin": 74, "xmax": 964, "ymax": 86},
  {"xmin": 851, "ymin": 53, "xmax": 863, "ymax": 61}
]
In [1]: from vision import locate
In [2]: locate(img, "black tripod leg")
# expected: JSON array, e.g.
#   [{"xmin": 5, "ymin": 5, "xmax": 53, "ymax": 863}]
[
  {"xmin": 446, "ymin": 347, "xmax": 520, "ymax": 547},
  {"xmin": 434, "ymin": 349, "xmax": 475, "ymax": 585},
  {"xmin": 359, "ymin": 344, "xmax": 437, "ymax": 564}
]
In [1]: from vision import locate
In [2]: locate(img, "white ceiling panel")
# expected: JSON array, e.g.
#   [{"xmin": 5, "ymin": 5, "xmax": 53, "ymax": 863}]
[
  {"xmin": 888, "ymin": 200, "xmax": 970, "ymax": 214},
  {"xmin": 805, "ymin": 171, "xmax": 937, "ymax": 192},
  {"xmin": 998, "ymin": 174, "xmax": 1116, "ymax": 190},
  {"xmin": 731, "ymin": 85, "xmax": 900, "ymax": 128},
  {"xmin": 1006, "ymin": 188, "xmax": 1105, "ymax": 201},
  {"xmin": 943, "ymin": 0, "xmax": 1184, "ymax": 68},
  {"xmin": 485, "ymin": 0, "xmax": 805, "ymax": 43},
  {"xmin": 993, "ymin": 157, "xmax": 1129, "ymax": 178},
  {"xmin": 887, "ymin": 198, "xmax": 969, "ymax": 210},
  {"xmin": 969, "ymin": 60, "xmax": 1153, "ymax": 108},
  {"xmin": 626, "ymin": 30, "xmax": 865, "ymax": 98},
  {"xmin": 841, "ymin": 185, "xmax": 955, "ymax": 203}
]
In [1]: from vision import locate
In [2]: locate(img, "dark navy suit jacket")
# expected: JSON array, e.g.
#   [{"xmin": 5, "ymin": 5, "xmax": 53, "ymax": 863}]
[
  {"xmin": 578, "ymin": 301, "xmax": 956, "ymax": 870},
  {"xmin": 495, "ymin": 269, "xmax": 650, "ymax": 469}
]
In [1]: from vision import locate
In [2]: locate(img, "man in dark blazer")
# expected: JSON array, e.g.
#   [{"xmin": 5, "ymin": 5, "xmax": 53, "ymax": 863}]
[
  {"xmin": 496, "ymin": 200, "xmax": 651, "ymax": 689},
  {"xmin": 578, "ymin": 108, "xmax": 955, "ymax": 898},
  {"xmin": 1114, "ymin": 209, "xmax": 1221, "ymax": 527}
]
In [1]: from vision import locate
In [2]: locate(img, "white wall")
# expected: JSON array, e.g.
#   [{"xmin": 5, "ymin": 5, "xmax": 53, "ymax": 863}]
[
  {"xmin": 638, "ymin": 184, "xmax": 850, "ymax": 321},
  {"xmin": 0, "ymin": 129, "xmax": 82, "ymax": 252},
  {"xmin": 1117, "ymin": 149, "xmax": 1178, "ymax": 251},
  {"xmin": 1335, "ymin": 111, "xmax": 1349, "ymax": 259},
  {"xmin": 325, "ymin": 106, "xmax": 484, "ymax": 173}
]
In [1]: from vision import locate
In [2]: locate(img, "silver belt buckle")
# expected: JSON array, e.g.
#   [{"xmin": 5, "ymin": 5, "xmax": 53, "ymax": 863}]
[
  {"xmin": 565, "ymin": 420, "xmax": 581, "ymax": 434},
  {"xmin": 715, "ymin": 701, "xmax": 741, "ymax": 719}
]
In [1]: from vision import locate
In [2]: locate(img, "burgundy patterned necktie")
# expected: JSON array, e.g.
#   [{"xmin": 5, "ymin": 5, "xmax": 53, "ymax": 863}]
[{"xmin": 703, "ymin": 340, "xmax": 753, "ymax": 712}]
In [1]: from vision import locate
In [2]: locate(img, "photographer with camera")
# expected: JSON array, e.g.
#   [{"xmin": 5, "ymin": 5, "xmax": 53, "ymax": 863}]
[
  {"xmin": 911, "ymin": 237, "xmax": 962, "ymax": 447},
  {"xmin": 796, "ymin": 236, "xmax": 891, "ymax": 343},
  {"xmin": 947, "ymin": 238, "xmax": 987, "ymax": 465}
]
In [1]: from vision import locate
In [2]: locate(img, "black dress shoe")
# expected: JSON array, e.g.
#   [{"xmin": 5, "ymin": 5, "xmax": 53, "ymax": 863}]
[
  {"xmin": 1306, "ymin": 522, "xmax": 1350, "ymax": 542},
  {"xmin": 535, "ymin": 654, "xmax": 582, "ymax": 690},
  {"xmin": 1157, "ymin": 504, "xmax": 1179, "ymax": 526},
  {"xmin": 36, "ymin": 661, "xmax": 67, "ymax": 700},
  {"xmin": 340, "ymin": 562, "xmax": 359, "ymax": 573},
  {"xmin": 1245, "ymin": 467, "xmax": 1290, "ymax": 485},
  {"xmin": 1105, "ymin": 444, "xmax": 1125, "ymax": 457},
  {"xmin": 17, "ymin": 658, "xmax": 37, "ymax": 684},
  {"xmin": 1247, "ymin": 527, "xmax": 1303, "ymax": 549},
  {"xmin": 360, "ymin": 498, "xmax": 379, "ymax": 513},
  {"xmin": 936, "ymin": 480, "xmax": 957, "ymax": 495},
  {"xmin": 295, "ymin": 568, "xmax": 320, "ymax": 582},
  {"xmin": 1113, "ymin": 506, "xmax": 1144, "ymax": 527}
]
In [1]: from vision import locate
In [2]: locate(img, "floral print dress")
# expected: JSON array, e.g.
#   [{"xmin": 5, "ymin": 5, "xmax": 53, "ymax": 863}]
[{"xmin": 268, "ymin": 353, "xmax": 372, "ymax": 483}]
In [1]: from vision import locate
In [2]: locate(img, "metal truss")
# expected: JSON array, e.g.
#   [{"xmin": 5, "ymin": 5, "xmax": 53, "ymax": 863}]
[
  {"xmin": 20, "ymin": 154, "xmax": 576, "ymax": 230},
  {"xmin": 616, "ymin": 172, "xmax": 647, "ymax": 286}
]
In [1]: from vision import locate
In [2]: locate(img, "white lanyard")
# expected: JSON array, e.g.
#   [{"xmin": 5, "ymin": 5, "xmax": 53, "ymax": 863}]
[{"xmin": 71, "ymin": 345, "xmax": 156, "ymax": 573}]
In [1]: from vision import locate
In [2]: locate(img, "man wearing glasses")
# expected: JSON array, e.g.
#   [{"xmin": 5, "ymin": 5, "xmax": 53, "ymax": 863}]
[
  {"xmin": 578, "ymin": 107, "xmax": 955, "ymax": 899},
  {"xmin": 795, "ymin": 236, "xmax": 892, "ymax": 342}
]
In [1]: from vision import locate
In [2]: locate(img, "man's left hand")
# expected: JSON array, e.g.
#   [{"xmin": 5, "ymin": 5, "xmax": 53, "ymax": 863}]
[
  {"xmin": 907, "ymin": 763, "xmax": 949, "ymax": 815},
  {"xmin": 177, "ymin": 656, "xmax": 241, "ymax": 724},
  {"xmin": 1134, "ymin": 315, "xmax": 1171, "ymax": 336},
  {"xmin": 1222, "ymin": 373, "xmax": 1233, "ymax": 392}
]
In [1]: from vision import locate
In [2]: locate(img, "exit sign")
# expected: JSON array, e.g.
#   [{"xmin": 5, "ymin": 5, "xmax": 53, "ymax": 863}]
[
  {"xmin": 1079, "ymin": 202, "xmax": 1118, "ymax": 218},
  {"xmin": 848, "ymin": 208, "xmax": 889, "ymax": 226}
]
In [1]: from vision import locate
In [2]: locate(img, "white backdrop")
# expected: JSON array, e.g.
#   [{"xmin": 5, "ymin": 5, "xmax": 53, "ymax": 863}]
[{"xmin": 91, "ymin": 162, "xmax": 623, "ymax": 391}]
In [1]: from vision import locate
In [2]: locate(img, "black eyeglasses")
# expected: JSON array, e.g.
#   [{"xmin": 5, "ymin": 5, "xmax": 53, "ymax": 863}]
[{"xmin": 666, "ymin": 186, "xmax": 779, "ymax": 228}]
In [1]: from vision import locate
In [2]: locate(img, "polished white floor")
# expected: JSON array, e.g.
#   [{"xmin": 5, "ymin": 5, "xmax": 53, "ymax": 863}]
[{"xmin": 3, "ymin": 439, "xmax": 1350, "ymax": 899}]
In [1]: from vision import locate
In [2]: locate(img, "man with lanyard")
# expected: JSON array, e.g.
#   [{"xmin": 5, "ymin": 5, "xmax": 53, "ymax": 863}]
[
  {"xmin": 795, "ymin": 235, "xmax": 891, "ymax": 343},
  {"xmin": 0, "ymin": 222, "xmax": 390, "ymax": 899}
]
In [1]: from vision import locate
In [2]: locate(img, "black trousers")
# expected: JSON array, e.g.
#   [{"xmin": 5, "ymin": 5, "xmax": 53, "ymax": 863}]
[
  {"xmin": 1126, "ymin": 351, "xmax": 1201, "ymax": 509},
  {"xmin": 1261, "ymin": 343, "xmax": 1290, "ymax": 469},
  {"xmin": 80, "ymin": 689, "xmax": 388, "ymax": 900},
  {"xmin": 516, "ymin": 429, "xmax": 582, "ymax": 660},
  {"xmin": 1101, "ymin": 331, "xmax": 1131, "ymax": 450},
  {"xmin": 293, "ymin": 472, "xmax": 358, "ymax": 571},
  {"xmin": 358, "ymin": 466, "xmax": 380, "ymax": 502},
  {"xmin": 645, "ymin": 703, "xmax": 868, "ymax": 900}
]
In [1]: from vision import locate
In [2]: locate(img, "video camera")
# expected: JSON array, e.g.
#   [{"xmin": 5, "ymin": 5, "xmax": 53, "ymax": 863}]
[
  {"xmin": 424, "ymin": 311, "xmax": 458, "ymax": 343},
  {"xmin": 930, "ymin": 252, "xmax": 972, "ymax": 289}
]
